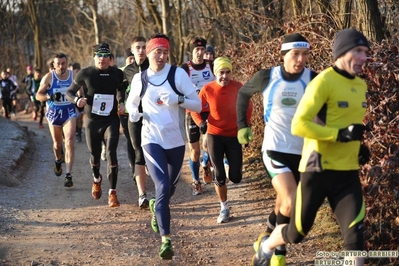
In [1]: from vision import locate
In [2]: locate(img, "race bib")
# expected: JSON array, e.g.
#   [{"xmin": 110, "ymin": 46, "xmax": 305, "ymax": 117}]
[
  {"xmin": 91, "ymin": 93, "xmax": 114, "ymax": 116},
  {"xmin": 52, "ymin": 87, "xmax": 70, "ymax": 106}
]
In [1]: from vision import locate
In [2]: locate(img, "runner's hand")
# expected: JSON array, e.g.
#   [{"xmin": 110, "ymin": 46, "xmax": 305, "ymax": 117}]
[
  {"xmin": 337, "ymin": 124, "xmax": 369, "ymax": 142},
  {"xmin": 199, "ymin": 121, "xmax": 207, "ymax": 134},
  {"xmin": 129, "ymin": 109, "xmax": 143, "ymax": 122},
  {"xmin": 358, "ymin": 144, "xmax": 370, "ymax": 165},
  {"xmin": 237, "ymin": 127, "xmax": 253, "ymax": 144},
  {"xmin": 159, "ymin": 92, "xmax": 178, "ymax": 106}
]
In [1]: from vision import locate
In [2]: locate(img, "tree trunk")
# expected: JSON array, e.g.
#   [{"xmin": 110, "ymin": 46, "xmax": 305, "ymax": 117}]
[
  {"xmin": 27, "ymin": 0, "xmax": 42, "ymax": 70},
  {"xmin": 359, "ymin": 0, "xmax": 386, "ymax": 41},
  {"xmin": 342, "ymin": 0, "xmax": 353, "ymax": 29}
]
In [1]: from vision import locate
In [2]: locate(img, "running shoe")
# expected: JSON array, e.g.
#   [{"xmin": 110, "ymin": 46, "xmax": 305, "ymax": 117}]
[
  {"xmin": 159, "ymin": 239, "xmax": 174, "ymax": 260},
  {"xmin": 217, "ymin": 208, "xmax": 230, "ymax": 224},
  {"xmin": 192, "ymin": 181, "xmax": 202, "ymax": 195},
  {"xmin": 252, "ymin": 233, "xmax": 272, "ymax": 266},
  {"xmin": 92, "ymin": 174, "xmax": 102, "ymax": 199},
  {"xmin": 76, "ymin": 132, "xmax": 82, "ymax": 143},
  {"xmin": 203, "ymin": 165, "xmax": 212, "ymax": 184},
  {"xmin": 253, "ymin": 232, "xmax": 270, "ymax": 252},
  {"xmin": 271, "ymin": 254, "xmax": 286, "ymax": 266},
  {"xmin": 149, "ymin": 198, "xmax": 159, "ymax": 233},
  {"xmin": 64, "ymin": 173, "xmax": 73, "ymax": 187},
  {"xmin": 54, "ymin": 160, "xmax": 62, "ymax": 176},
  {"xmin": 108, "ymin": 190, "xmax": 120, "ymax": 207},
  {"xmin": 39, "ymin": 124, "xmax": 44, "ymax": 129},
  {"xmin": 138, "ymin": 193, "xmax": 149, "ymax": 209}
]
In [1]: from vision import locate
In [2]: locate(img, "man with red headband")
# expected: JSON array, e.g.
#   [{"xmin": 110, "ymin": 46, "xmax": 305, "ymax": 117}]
[{"xmin": 126, "ymin": 33, "xmax": 201, "ymax": 260}]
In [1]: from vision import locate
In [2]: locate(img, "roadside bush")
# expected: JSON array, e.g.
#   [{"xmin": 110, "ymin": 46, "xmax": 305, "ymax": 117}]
[{"xmin": 221, "ymin": 14, "xmax": 399, "ymax": 264}]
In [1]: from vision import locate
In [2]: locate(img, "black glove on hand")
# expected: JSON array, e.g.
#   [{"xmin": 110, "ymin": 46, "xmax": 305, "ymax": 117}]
[
  {"xmin": 54, "ymin": 92, "xmax": 62, "ymax": 101},
  {"xmin": 358, "ymin": 144, "xmax": 370, "ymax": 165},
  {"xmin": 337, "ymin": 124, "xmax": 368, "ymax": 142},
  {"xmin": 199, "ymin": 121, "xmax": 207, "ymax": 134},
  {"xmin": 49, "ymin": 92, "xmax": 62, "ymax": 101}
]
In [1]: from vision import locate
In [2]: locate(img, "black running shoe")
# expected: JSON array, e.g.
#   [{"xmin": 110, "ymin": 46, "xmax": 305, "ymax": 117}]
[
  {"xmin": 64, "ymin": 173, "xmax": 73, "ymax": 187},
  {"xmin": 76, "ymin": 133, "xmax": 82, "ymax": 143},
  {"xmin": 54, "ymin": 160, "xmax": 62, "ymax": 176}
]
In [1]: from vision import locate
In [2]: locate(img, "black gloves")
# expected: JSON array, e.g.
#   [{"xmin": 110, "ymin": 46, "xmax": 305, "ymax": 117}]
[
  {"xmin": 199, "ymin": 121, "xmax": 207, "ymax": 134},
  {"xmin": 337, "ymin": 124, "xmax": 369, "ymax": 142},
  {"xmin": 358, "ymin": 144, "xmax": 370, "ymax": 165},
  {"xmin": 49, "ymin": 92, "xmax": 62, "ymax": 101}
]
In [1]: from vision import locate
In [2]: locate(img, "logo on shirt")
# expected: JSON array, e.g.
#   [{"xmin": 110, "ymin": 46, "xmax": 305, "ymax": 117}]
[
  {"xmin": 156, "ymin": 97, "xmax": 163, "ymax": 105},
  {"xmin": 202, "ymin": 71, "xmax": 211, "ymax": 80},
  {"xmin": 281, "ymin": 98, "xmax": 297, "ymax": 106},
  {"xmin": 338, "ymin": 101, "xmax": 349, "ymax": 108}
]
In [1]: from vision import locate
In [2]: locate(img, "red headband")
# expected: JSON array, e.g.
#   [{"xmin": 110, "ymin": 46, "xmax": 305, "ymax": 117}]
[{"xmin": 146, "ymin": 38, "xmax": 170, "ymax": 55}]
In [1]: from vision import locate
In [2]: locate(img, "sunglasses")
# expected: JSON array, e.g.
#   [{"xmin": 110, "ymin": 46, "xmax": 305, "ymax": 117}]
[{"xmin": 95, "ymin": 53, "xmax": 111, "ymax": 58}]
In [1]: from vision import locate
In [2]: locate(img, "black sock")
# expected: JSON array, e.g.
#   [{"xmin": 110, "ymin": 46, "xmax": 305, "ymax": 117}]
[
  {"xmin": 275, "ymin": 211, "xmax": 290, "ymax": 255},
  {"xmin": 266, "ymin": 211, "xmax": 277, "ymax": 233}
]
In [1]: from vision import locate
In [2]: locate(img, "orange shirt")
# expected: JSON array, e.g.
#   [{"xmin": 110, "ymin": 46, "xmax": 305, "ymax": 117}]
[{"xmin": 191, "ymin": 80, "xmax": 253, "ymax": 137}]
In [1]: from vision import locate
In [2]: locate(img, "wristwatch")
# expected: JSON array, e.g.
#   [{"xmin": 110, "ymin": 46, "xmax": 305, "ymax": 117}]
[{"xmin": 178, "ymin": 95, "xmax": 185, "ymax": 104}]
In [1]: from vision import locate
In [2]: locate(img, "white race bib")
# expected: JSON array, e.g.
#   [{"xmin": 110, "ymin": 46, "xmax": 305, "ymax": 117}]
[
  {"xmin": 53, "ymin": 87, "xmax": 70, "ymax": 106},
  {"xmin": 91, "ymin": 93, "xmax": 114, "ymax": 116}
]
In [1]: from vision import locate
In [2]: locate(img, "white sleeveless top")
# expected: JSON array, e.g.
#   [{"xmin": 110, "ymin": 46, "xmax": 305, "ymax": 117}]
[{"xmin": 262, "ymin": 66, "xmax": 312, "ymax": 155}]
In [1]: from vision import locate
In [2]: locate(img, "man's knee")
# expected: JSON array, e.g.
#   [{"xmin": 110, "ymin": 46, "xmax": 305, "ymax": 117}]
[
  {"xmin": 282, "ymin": 223, "xmax": 306, "ymax": 244},
  {"xmin": 189, "ymin": 143, "xmax": 200, "ymax": 161}
]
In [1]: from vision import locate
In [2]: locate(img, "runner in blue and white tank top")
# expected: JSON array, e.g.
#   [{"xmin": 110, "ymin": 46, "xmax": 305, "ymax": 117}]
[
  {"xmin": 237, "ymin": 33, "xmax": 318, "ymax": 264},
  {"xmin": 36, "ymin": 53, "xmax": 79, "ymax": 188},
  {"xmin": 45, "ymin": 69, "xmax": 77, "ymax": 126}
]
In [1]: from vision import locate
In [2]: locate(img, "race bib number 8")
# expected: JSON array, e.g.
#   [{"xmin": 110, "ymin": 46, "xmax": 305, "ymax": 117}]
[{"xmin": 92, "ymin": 93, "xmax": 114, "ymax": 116}]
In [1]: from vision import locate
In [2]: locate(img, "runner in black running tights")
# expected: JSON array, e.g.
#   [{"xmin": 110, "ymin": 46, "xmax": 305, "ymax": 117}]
[{"xmin": 66, "ymin": 43, "xmax": 125, "ymax": 208}]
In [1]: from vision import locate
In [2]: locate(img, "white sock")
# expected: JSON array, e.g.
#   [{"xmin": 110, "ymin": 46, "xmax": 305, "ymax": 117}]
[
  {"xmin": 261, "ymin": 241, "xmax": 273, "ymax": 258},
  {"xmin": 220, "ymin": 201, "xmax": 228, "ymax": 210},
  {"xmin": 108, "ymin": 189, "xmax": 116, "ymax": 195},
  {"xmin": 93, "ymin": 176, "xmax": 101, "ymax": 183}
]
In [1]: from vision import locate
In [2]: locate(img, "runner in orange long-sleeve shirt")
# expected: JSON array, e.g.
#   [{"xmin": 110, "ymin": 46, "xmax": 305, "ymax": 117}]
[{"xmin": 191, "ymin": 57, "xmax": 253, "ymax": 224}]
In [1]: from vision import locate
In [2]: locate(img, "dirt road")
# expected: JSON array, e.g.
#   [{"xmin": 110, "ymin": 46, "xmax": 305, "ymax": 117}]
[{"xmin": 0, "ymin": 112, "xmax": 315, "ymax": 266}]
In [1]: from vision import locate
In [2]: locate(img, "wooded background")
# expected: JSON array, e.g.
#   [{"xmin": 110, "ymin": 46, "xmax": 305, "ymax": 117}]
[
  {"xmin": 1, "ymin": 1, "xmax": 399, "ymax": 261},
  {"xmin": 0, "ymin": 0, "xmax": 397, "ymax": 77}
]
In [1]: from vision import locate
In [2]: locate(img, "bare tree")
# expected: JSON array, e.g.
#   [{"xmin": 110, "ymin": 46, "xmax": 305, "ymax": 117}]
[
  {"xmin": 26, "ymin": 0, "xmax": 42, "ymax": 70},
  {"xmin": 358, "ymin": 0, "xmax": 387, "ymax": 41}
]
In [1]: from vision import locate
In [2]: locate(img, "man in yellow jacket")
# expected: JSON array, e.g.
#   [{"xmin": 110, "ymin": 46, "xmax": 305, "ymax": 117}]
[{"xmin": 252, "ymin": 29, "xmax": 370, "ymax": 266}]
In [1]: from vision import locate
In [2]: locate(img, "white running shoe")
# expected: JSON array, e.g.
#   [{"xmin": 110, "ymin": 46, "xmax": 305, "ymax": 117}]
[{"xmin": 217, "ymin": 208, "xmax": 230, "ymax": 223}]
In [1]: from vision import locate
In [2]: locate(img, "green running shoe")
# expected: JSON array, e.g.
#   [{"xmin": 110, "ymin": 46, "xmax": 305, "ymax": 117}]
[
  {"xmin": 149, "ymin": 198, "xmax": 159, "ymax": 233},
  {"xmin": 271, "ymin": 254, "xmax": 286, "ymax": 266},
  {"xmin": 159, "ymin": 239, "xmax": 174, "ymax": 260}
]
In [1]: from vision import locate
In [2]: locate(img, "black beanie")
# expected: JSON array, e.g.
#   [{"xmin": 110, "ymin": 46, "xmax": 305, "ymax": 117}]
[
  {"xmin": 332, "ymin": 29, "xmax": 369, "ymax": 61},
  {"xmin": 281, "ymin": 33, "xmax": 310, "ymax": 55},
  {"xmin": 93, "ymin": 43, "xmax": 111, "ymax": 54},
  {"xmin": 190, "ymin": 37, "xmax": 207, "ymax": 51},
  {"xmin": 206, "ymin": 45, "xmax": 215, "ymax": 56},
  {"xmin": 125, "ymin": 47, "xmax": 133, "ymax": 57}
]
